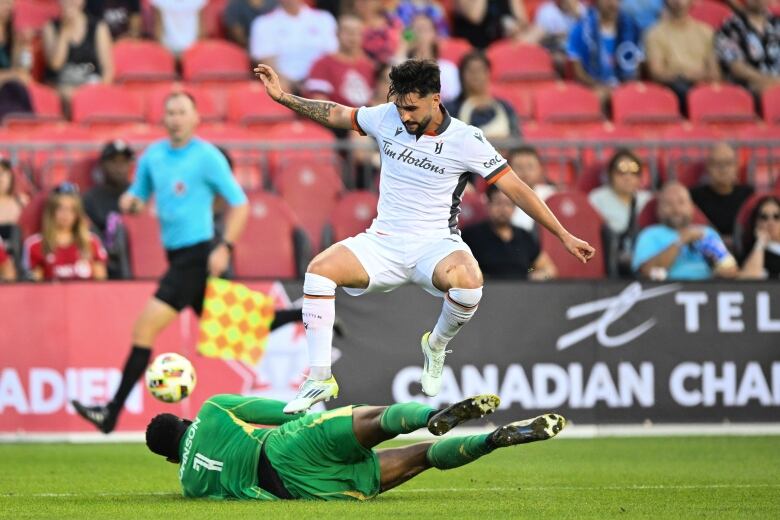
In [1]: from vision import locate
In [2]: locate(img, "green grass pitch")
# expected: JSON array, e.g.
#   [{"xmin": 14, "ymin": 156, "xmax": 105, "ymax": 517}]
[{"xmin": 2, "ymin": 436, "xmax": 779, "ymax": 519}]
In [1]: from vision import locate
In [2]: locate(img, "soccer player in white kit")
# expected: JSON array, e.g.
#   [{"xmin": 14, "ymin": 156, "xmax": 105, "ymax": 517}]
[{"xmin": 254, "ymin": 60, "xmax": 596, "ymax": 414}]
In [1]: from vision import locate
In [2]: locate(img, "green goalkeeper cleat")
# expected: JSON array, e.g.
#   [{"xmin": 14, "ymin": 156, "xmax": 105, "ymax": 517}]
[
  {"xmin": 488, "ymin": 413, "xmax": 566, "ymax": 448},
  {"xmin": 427, "ymin": 394, "xmax": 501, "ymax": 436},
  {"xmin": 283, "ymin": 376, "xmax": 339, "ymax": 414}
]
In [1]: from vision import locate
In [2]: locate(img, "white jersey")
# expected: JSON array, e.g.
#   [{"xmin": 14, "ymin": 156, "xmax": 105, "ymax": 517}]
[{"xmin": 352, "ymin": 103, "xmax": 510, "ymax": 237}]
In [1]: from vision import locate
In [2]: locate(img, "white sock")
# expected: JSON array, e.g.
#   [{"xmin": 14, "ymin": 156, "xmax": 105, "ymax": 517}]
[
  {"xmin": 302, "ymin": 273, "xmax": 337, "ymax": 381},
  {"xmin": 429, "ymin": 287, "xmax": 482, "ymax": 351}
]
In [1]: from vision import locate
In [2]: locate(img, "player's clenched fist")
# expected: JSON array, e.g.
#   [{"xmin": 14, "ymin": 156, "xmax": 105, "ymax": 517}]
[
  {"xmin": 561, "ymin": 233, "xmax": 596, "ymax": 264},
  {"xmin": 254, "ymin": 64, "xmax": 283, "ymax": 101}
]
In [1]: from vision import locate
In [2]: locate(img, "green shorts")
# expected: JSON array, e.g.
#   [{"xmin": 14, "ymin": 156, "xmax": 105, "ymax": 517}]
[{"xmin": 263, "ymin": 406, "xmax": 381, "ymax": 501}]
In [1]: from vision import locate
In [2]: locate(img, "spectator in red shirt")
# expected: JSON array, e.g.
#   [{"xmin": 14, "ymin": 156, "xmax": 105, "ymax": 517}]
[
  {"xmin": 304, "ymin": 14, "xmax": 376, "ymax": 107},
  {"xmin": 0, "ymin": 236, "xmax": 14, "ymax": 281},
  {"xmin": 24, "ymin": 183, "xmax": 108, "ymax": 281},
  {"xmin": 354, "ymin": 0, "xmax": 404, "ymax": 65}
]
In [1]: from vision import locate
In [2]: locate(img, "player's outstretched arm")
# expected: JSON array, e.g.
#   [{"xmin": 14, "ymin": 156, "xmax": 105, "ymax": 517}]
[
  {"xmin": 206, "ymin": 394, "xmax": 304, "ymax": 425},
  {"xmin": 253, "ymin": 64, "xmax": 355, "ymax": 130},
  {"xmin": 494, "ymin": 171, "xmax": 596, "ymax": 264}
]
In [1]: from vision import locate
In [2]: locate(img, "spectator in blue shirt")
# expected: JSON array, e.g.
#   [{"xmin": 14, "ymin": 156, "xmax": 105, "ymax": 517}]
[
  {"xmin": 632, "ymin": 182, "xmax": 738, "ymax": 280},
  {"xmin": 567, "ymin": 0, "xmax": 643, "ymax": 103},
  {"xmin": 71, "ymin": 91, "xmax": 250, "ymax": 435}
]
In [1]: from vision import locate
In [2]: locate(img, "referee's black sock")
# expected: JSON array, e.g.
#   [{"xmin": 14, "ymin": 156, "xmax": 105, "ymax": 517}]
[
  {"xmin": 108, "ymin": 345, "xmax": 152, "ymax": 414},
  {"xmin": 270, "ymin": 309, "xmax": 303, "ymax": 331}
]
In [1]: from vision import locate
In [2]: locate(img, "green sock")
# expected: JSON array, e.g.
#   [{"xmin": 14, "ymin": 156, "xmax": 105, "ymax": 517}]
[
  {"xmin": 379, "ymin": 402, "xmax": 436, "ymax": 435},
  {"xmin": 426, "ymin": 434, "xmax": 495, "ymax": 470}
]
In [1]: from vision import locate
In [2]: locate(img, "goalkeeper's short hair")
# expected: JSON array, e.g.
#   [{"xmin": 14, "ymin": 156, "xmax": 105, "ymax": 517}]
[{"xmin": 146, "ymin": 413, "xmax": 191, "ymax": 463}]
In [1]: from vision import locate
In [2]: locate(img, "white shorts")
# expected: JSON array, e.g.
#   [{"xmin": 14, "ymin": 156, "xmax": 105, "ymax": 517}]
[{"xmin": 339, "ymin": 230, "xmax": 472, "ymax": 297}]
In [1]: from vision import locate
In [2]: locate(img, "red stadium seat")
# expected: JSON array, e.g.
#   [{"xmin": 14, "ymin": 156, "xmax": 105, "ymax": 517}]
[
  {"xmin": 3, "ymin": 82, "xmax": 64, "ymax": 130},
  {"xmin": 486, "ymin": 41, "xmax": 556, "ymax": 83},
  {"xmin": 234, "ymin": 193, "xmax": 303, "ymax": 278},
  {"xmin": 688, "ymin": 83, "xmax": 757, "ymax": 129},
  {"xmin": 262, "ymin": 121, "xmax": 338, "ymax": 181},
  {"xmin": 457, "ymin": 190, "xmax": 487, "ymax": 229},
  {"xmin": 438, "ymin": 38, "xmax": 472, "ymax": 65},
  {"xmin": 580, "ymin": 123, "xmax": 656, "ymax": 188},
  {"xmin": 226, "ymin": 82, "xmax": 295, "ymax": 125},
  {"xmin": 113, "ymin": 40, "xmax": 176, "ymax": 84},
  {"xmin": 660, "ymin": 123, "xmax": 722, "ymax": 182},
  {"xmin": 120, "ymin": 212, "xmax": 167, "ymax": 279},
  {"xmin": 534, "ymin": 82, "xmax": 603, "ymax": 125},
  {"xmin": 146, "ymin": 83, "xmax": 224, "ymax": 123},
  {"xmin": 637, "ymin": 196, "xmax": 711, "ymax": 229},
  {"xmin": 736, "ymin": 125, "xmax": 780, "ymax": 189},
  {"xmin": 325, "ymin": 191, "xmax": 378, "ymax": 245},
  {"xmin": 611, "ymin": 82, "xmax": 681, "ymax": 127},
  {"xmin": 276, "ymin": 161, "xmax": 344, "ymax": 252},
  {"xmin": 761, "ymin": 84, "xmax": 780, "ymax": 124},
  {"xmin": 12, "ymin": 0, "xmax": 60, "ymax": 31},
  {"xmin": 539, "ymin": 191, "xmax": 606, "ymax": 278},
  {"xmin": 522, "ymin": 122, "xmax": 579, "ymax": 186},
  {"xmin": 71, "ymin": 84, "xmax": 145, "ymax": 125},
  {"xmin": 490, "ymin": 82, "xmax": 545, "ymax": 121},
  {"xmin": 181, "ymin": 40, "xmax": 250, "ymax": 83},
  {"xmin": 690, "ymin": 0, "xmax": 733, "ymax": 29},
  {"xmin": 18, "ymin": 191, "xmax": 48, "ymax": 238},
  {"xmin": 19, "ymin": 123, "xmax": 97, "ymax": 189},
  {"xmin": 202, "ymin": 0, "xmax": 229, "ymax": 39}
]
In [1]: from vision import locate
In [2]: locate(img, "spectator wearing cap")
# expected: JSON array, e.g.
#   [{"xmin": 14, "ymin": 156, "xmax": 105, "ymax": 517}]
[
  {"xmin": 0, "ymin": 156, "xmax": 28, "ymax": 232},
  {"xmin": 83, "ymin": 140, "xmax": 134, "ymax": 278},
  {"xmin": 690, "ymin": 142, "xmax": 753, "ymax": 251},
  {"xmin": 24, "ymin": 183, "xmax": 108, "ymax": 281},
  {"xmin": 250, "ymin": 0, "xmax": 337, "ymax": 88},
  {"xmin": 83, "ymin": 140, "xmax": 134, "ymax": 236},
  {"xmin": 462, "ymin": 185, "xmax": 558, "ymax": 280},
  {"xmin": 223, "ymin": 0, "xmax": 278, "ymax": 48},
  {"xmin": 0, "ymin": 235, "xmax": 13, "ymax": 281}
]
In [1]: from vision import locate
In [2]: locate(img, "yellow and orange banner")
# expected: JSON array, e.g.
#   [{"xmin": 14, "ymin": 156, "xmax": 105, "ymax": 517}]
[{"xmin": 197, "ymin": 278, "xmax": 276, "ymax": 366}]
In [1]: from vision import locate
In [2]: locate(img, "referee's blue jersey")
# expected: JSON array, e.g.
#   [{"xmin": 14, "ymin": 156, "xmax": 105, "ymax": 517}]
[{"xmin": 128, "ymin": 137, "xmax": 247, "ymax": 250}]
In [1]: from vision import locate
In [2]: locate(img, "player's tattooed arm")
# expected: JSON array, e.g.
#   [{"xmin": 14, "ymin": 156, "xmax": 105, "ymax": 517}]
[
  {"xmin": 254, "ymin": 63, "xmax": 354, "ymax": 130},
  {"xmin": 276, "ymin": 93, "xmax": 353, "ymax": 129}
]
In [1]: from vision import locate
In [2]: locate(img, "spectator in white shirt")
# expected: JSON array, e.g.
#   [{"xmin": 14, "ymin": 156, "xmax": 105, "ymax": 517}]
[
  {"xmin": 250, "ymin": 0, "xmax": 337, "ymax": 87},
  {"xmin": 152, "ymin": 0, "xmax": 205, "ymax": 55},
  {"xmin": 535, "ymin": 0, "xmax": 585, "ymax": 59}
]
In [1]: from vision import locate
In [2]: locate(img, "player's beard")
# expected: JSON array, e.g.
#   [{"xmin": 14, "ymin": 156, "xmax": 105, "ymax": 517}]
[{"xmin": 405, "ymin": 114, "xmax": 433, "ymax": 138}]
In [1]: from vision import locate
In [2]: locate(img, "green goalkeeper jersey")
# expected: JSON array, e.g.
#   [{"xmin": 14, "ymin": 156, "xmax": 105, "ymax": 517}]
[{"xmin": 177, "ymin": 394, "xmax": 301, "ymax": 500}]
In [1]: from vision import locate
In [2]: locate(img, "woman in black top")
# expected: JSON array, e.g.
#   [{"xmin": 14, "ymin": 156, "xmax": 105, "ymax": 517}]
[
  {"xmin": 42, "ymin": 0, "xmax": 114, "ymax": 105},
  {"xmin": 740, "ymin": 195, "xmax": 780, "ymax": 280},
  {"xmin": 0, "ymin": 0, "xmax": 34, "ymax": 120}
]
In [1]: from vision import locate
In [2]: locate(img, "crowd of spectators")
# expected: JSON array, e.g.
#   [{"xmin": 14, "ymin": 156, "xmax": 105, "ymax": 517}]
[{"xmin": 0, "ymin": 0, "xmax": 779, "ymax": 284}]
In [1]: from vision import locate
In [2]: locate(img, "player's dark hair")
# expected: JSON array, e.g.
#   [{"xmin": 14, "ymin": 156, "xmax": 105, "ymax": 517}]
[
  {"xmin": 146, "ymin": 413, "xmax": 191, "ymax": 463},
  {"xmin": 607, "ymin": 148, "xmax": 641, "ymax": 177},
  {"xmin": 388, "ymin": 59, "xmax": 441, "ymax": 102},
  {"xmin": 509, "ymin": 145, "xmax": 541, "ymax": 162}
]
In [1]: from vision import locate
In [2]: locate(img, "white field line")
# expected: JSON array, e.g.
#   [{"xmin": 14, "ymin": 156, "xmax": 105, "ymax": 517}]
[
  {"xmin": 2, "ymin": 483, "xmax": 780, "ymax": 499},
  {"xmin": 4, "ymin": 423, "xmax": 780, "ymax": 443}
]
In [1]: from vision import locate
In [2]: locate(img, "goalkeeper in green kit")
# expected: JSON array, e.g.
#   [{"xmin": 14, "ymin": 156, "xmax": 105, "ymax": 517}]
[{"xmin": 145, "ymin": 393, "xmax": 566, "ymax": 501}]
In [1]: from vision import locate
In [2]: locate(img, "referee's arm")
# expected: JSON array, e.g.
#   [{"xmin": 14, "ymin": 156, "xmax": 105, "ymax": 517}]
[{"xmin": 254, "ymin": 64, "xmax": 355, "ymax": 130}]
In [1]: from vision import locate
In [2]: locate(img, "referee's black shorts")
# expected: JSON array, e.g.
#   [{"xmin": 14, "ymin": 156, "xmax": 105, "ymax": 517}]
[{"xmin": 154, "ymin": 241, "xmax": 212, "ymax": 315}]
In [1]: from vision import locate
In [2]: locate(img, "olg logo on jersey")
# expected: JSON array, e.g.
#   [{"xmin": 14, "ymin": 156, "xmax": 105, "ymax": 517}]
[{"xmin": 193, "ymin": 453, "xmax": 223, "ymax": 473}]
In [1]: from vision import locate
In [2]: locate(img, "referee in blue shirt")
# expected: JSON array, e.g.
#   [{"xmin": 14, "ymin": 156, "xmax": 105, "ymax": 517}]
[{"xmin": 71, "ymin": 92, "xmax": 250, "ymax": 433}]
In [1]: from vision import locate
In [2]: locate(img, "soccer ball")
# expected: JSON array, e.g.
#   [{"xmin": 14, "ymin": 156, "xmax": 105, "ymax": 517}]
[{"xmin": 145, "ymin": 353, "xmax": 197, "ymax": 403}]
